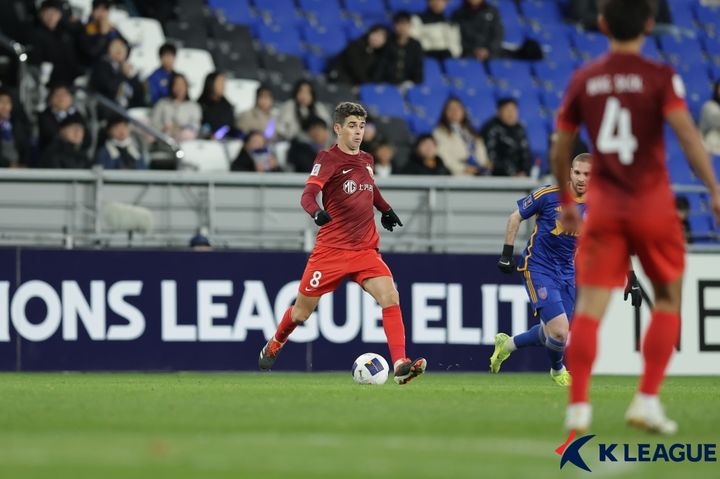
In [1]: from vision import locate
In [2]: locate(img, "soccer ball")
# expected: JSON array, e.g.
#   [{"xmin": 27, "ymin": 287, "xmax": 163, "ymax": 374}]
[{"xmin": 352, "ymin": 353, "xmax": 389, "ymax": 385}]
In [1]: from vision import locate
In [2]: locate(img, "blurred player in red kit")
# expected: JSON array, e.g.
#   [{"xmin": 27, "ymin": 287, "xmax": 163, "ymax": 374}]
[
  {"xmin": 551, "ymin": 0, "xmax": 720, "ymax": 434},
  {"xmin": 258, "ymin": 101, "xmax": 427, "ymax": 384}
]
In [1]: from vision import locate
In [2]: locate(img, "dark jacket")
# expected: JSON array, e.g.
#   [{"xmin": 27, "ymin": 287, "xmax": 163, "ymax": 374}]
[
  {"xmin": 451, "ymin": 1, "xmax": 504, "ymax": 58},
  {"xmin": 30, "ymin": 21, "xmax": 84, "ymax": 85},
  {"xmin": 0, "ymin": 114, "xmax": 32, "ymax": 167},
  {"xmin": 80, "ymin": 21, "xmax": 125, "ymax": 65},
  {"xmin": 90, "ymin": 58, "xmax": 146, "ymax": 109},
  {"xmin": 40, "ymin": 138, "xmax": 90, "ymax": 169},
  {"xmin": 198, "ymin": 98, "xmax": 235, "ymax": 138},
  {"xmin": 95, "ymin": 140, "xmax": 147, "ymax": 169},
  {"xmin": 374, "ymin": 35, "xmax": 424, "ymax": 85},
  {"xmin": 402, "ymin": 153, "xmax": 451, "ymax": 175},
  {"xmin": 286, "ymin": 139, "xmax": 321, "ymax": 173},
  {"xmin": 480, "ymin": 117, "xmax": 532, "ymax": 177},
  {"xmin": 331, "ymin": 36, "xmax": 386, "ymax": 85},
  {"xmin": 38, "ymin": 107, "xmax": 89, "ymax": 151}
]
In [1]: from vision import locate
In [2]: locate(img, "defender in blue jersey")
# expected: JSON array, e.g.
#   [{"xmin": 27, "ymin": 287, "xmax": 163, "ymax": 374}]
[{"xmin": 490, "ymin": 153, "xmax": 591, "ymax": 386}]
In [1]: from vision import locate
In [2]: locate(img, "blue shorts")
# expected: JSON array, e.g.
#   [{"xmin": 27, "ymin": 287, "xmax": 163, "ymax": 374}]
[{"xmin": 521, "ymin": 270, "xmax": 575, "ymax": 324}]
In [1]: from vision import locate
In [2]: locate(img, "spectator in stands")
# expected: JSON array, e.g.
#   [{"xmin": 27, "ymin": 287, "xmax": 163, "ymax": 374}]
[
  {"xmin": 433, "ymin": 97, "xmax": 490, "ymax": 176},
  {"xmin": 360, "ymin": 120, "xmax": 381, "ymax": 154},
  {"xmin": 0, "ymin": 87, "xmax": 32, "ymax": 168},
  {"xmin": 410, "ymin": 0, "xmax": 462, "ymax": 60},
  {"xmin": 330, "ymin": 24, "xmax": 388, "ymax": 87},
  {"xmin": 197, "ymin": 71, "xmax": 236, "ymax": 139},
  {"xmin": 276, "ymin": 80, "xmax": 332, "ymax": 141},
  {"xmin": 236, "ymin": 84, "xmax": 278, "ymax": 140},
  {"xmin": 81, "ymin": 0, "xmax": 125, "ymax": 65},
  {"xmin": 375, "ymin": 12, "xmax": 424, "ymax": 87},
  {"xmin": 569, "ymin": 0, "xmax": 672, "ymax": 31},
  {"xmin": 151, "ymin": 73, "xmax": 201, "ymax": 142},
  {"xmin": 451, "ymin": 0, "xmax": 504, "ymax": 61},
  {"xmin": 146, "ymin": 43, "xmax": 177, "ymax": 105},
  {"xmin": 189, "ymin": 230, "xmax": 213, "ymax": 251},
  {"xmin": 286, "ymin": 116, "xmax": 332, "ymax": 173},
  {"xmin": 480, "ymin": 97, "xmax": 532, "ymax": 177},
  {"xmin": 38, "ymin": 83, "xmax": 86, "ymax": 152},
  {"xmin": 403, "ymin": 134, "xmax": 451, "ymax": 175},
  {"xmin": 700, "ymin": 81, "xmax": 720, "ymax": 155},
  {"xmin": 31, "ymin": 0, "xmax": 83, "ymax": 86},
  {"xmin": 90, "ymin": 37, "xmax": 146, "ymax": 109},
  {"xmin": 373, "ymin": 141, "xmax": 396, "ymax": 178},
  {"xmin": 96, "ymin": 116, "xmax": 147, "ymax": 169},
  {"xmin": 231, "ymin": 130, "xmax": 282, "ymax": 172},
  {"xmin": 40, "ymin": 113, "xmax": 89, "ymax": 169}
]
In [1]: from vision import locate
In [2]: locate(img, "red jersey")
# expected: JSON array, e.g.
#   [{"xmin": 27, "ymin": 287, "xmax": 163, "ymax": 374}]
[
  {"xmin": 556, "ymin": 52, "xmax": 687, "ymax": 215},
  {"xmin": 306, "ymin": 144, "xmax": 379, "ymax": 250}
]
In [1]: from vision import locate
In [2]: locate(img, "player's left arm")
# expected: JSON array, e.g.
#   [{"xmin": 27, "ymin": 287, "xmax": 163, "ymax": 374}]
[{"xmin": 373, "ymin": 186, "xmax": 403, "ymax": 232}]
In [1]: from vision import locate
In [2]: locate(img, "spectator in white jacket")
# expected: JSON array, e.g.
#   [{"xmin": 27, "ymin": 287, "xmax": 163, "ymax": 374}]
[
  {"xmin": 410, "ymin": 0, "xmax": 462, "ymax": 60},
  {"xmin": 432, "ymin": 97, "xmax": 489, "ymax": 176},
  {"xmin": 151, "ymin": 73, "xmax": 202, "ymax": 142}
]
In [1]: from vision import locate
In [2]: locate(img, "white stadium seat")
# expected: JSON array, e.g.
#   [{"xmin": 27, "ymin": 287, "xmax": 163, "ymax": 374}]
[
  {"xmin": 224, "ymin": 78, "xmax": 261, "ymax": 115},
  {"xmin": 116, "ymin": 17, "xmax": 165, "ymax": 51},
  {"xmin": 179, "ymin": 140, "xmax": 230, "ymax": 172},
  {"xmin": 174, "ymin": 48, "xmax": 216, "ymax": 101},
  {"xmin": 67, "ymin": 0, "xmax": 92, "ymax": 21},
  {"xmin": 128, "ymin": 44, "xmax": 161, "ymax": 80},
  {"xmin": 127, "ymin": 107, "xmax": 151, "ymax": 125}
]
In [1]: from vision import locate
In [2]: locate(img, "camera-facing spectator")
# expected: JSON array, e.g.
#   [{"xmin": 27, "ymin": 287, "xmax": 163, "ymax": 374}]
[
  {"xmin": 451, "ymin": 0, "xmax": 504, "ymax": 61},
  {"xmin": 236, "ymin": 84, "xmax": 278, "ymax": 140},
  {"xmin": 700, "ymin": 81, "xmax": 720, "ymax": 155},
  {"xmin": 31, "ymin": 0, "xmax": 83, "ymax": 86},
  {"xmin": 95, "ymin": 116, "xmax": 147, "ymax": 170},
  {"xmin": 276, "ymin": 80, "xmax": 332, "ymax": 141},
  {"xmin": 480, "ymin": 97, "xmax": 532, "ymax": 177},
  {"xmin": 433, "ymin": 97, "xmax": 490, "ymax": 176},
  {"xmin": 287, "ymin": 116, "xmax": 332, "ymax": 173},
  {"xmin": 197, "ymin": 71, "xmax": 237, "ymax": 139},
  {"xmin": 231, "ymin": 130, "xmax": 282, "ymax": 173},
  {"xmin": 402, "ymin": 134, "xmax": 451, "ymax": 175},
  {"xmin": 373, "ymin": 141, "xmax": 396, "ymax": 178},
  {"xmin": 146, "ymin": 43, "xmax": 177, "ymax": 105},
  {"xmin": 410, "ymin": 0, "xmax": 462, "ymax": 60},
  {"xmin": 40, "ymin": 113, "xmax": 89, "ymax": 169},
  {"xmin": 375, "ymin": 12, "xmax": 424, "ymax": 87},
  {"xmin": 0, "ymin": 88, "xmax": 32, "ymax": 168},
  {"xmin": 38, "ymin": 83, "xmax": 87, "ymax": 152},
  {"xmin": 330, "ymin": 24, "xmax": 389, "ymax": 86},
  {"xmin": 81, "ymin": 0, "xmax": 125, "ymax": 65},
  {"xmin": 151, "ymin": 73, "xmax": 202, "ymax": 142},
  {"xmin": 90, "ymin": 37, "xmax": 146, "ymax": 109}
]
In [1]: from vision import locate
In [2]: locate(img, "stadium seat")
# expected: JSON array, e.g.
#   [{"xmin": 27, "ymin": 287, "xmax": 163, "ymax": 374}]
[
  {"xmin": 164, "ymin": 21, "xmax": 208, "ymax": 49},
  {"xmin": 540, "ymin": 88, "xmax": 563, "ymax": 114},
  {"xmin": 375, "ymin": 115, "xmax": 413, "ymax": 147},
  {"xmin": 67, "ymin": 0, "xmax": 92, "ymax": 21},
  {"xmin": 128, "ymin": 44, "xmax": 161, "ymax": 80},
  {"xmin": 523, "ymin": 118, "xmax": 549, "ymax": 161},
  {"xmin": 421, "ymin": 58, "xmax": 447, "ymax": 88},
  {"xmin": 301, "ymin": 24, "xmax": 348, "ymax": 58},
  {"xmin": 108, "ymin": 7, "xmax": 129, "ymax": 25},
  {"xmin": 127, "ymin": 107, "xmax": 151, "ymax": 126},
  {"xmin": 359, "ymin": 84, "xmax": 407, "ymax": 118},
  {"xmin": 388, "ymin": 0, "xmax": 426, "ymax": 14},
  {"xmin": 208, "ymin": 0, "xmax": 255, "ymax": 25},
  {"xmin": 407, "ymin": 115, "xmax": 435, "ymax": 135},
  {"xmin": 694, "ymin": 2, "xmax": 720, "ymax": 33},
  {"xmin": 658, "ymin": 34, "xmax": 705, "ymax": 65},
  {"xmin": 520, "ymin": 0, "xmax": 564, "ymax": 24},
  {"xmin": 174, "ymin": 48, "xmax": 216, "ymax": 101},
  {"xmin": 224, "ymin": 78, "xmax": 261, "ymax": 115},
  {"xmin": 179, "ymin": 140, "xmax": 231, "ymax": 171},
  {"xmin": 533, "ymin": 61, "xmax": 574, "ymax": 92},
  {"xmin": 502, "ymin": 15, "xmax": 526, "ymax": 46},
  {"xmin": 314, "ymin": 81, "xmax": 357, "ymax": 105},
  {"xmin": 487, "ymin": 60, "xmax": 535, "ymax": 92},
  {"xmin": 344, "ymin": 20, "xmax": 368, "ymax": 41},
  {"xmin": 255, "ymin": 0, "xmax": 303, "ymax": 27},
  {"xmin": 116, "ymin": 17, "xmax": 166, "ymax": 51},
  {"xmin": 688, "ymin": 214, "xmax": 715, "ymax": 241},
  {"xmin": 300, "ymin": 0, "xmax": 346, "ymax": 26},
  {"xmin": 572, "ymin": 31, "xmax": 608, "ymax": 61},
  {"xmin": 222, "ymin": 139, "xmax": 244, "ymax": 163},
  {"xmin": 450, "ymin": 86, "xmax": 496, "ymax": 130},
  {"xmin": 343, "ymin": 0, "xmax": 387, "ymax": 18},
  {"xmin": 406, "ymin": 84, "xmax": 450, "ymax": 125},
  {"xmin": 444, "ymin": 58, "xmax": 491, "ymax": 90},
  {"xmin": 258, "ymin": 51, "xmax": 307, "ymax": 86},
  {"xmin": 255, "ymin": 24, "xmax": 304, "ymax": 57},
  {"xmin": 668, "ymin": 2, "xmax": 696, "ymax": 30}
]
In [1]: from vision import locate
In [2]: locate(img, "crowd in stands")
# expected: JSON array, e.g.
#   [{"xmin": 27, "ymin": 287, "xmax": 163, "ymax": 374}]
[{"xmin": 0, "ymin": 0, "xmax": 717, "ymax": 186}]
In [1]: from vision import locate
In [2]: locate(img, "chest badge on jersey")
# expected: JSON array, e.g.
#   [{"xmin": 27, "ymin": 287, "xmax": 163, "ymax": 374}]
[
  {"xmin": 343, "ymin": 179, "xmax": 358, "ymax": 194},
  {"xmin": 366, "ymin": 164, "xmax": 374, "ymax": 177},
  {"xmin": 538, "ymin": 286, "xmax": 548, "ymax": 300}
]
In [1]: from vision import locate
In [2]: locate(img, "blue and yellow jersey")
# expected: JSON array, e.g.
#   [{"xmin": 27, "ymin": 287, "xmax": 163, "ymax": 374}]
[{"xmin": 516, "ymin": 185, "xmax": 587, "ymax": 280}]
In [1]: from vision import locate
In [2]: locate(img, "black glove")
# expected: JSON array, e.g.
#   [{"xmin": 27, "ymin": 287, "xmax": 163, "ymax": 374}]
[
  {"xmin": 381, "ymin": 209, "xmax": 403, "ymax": 232},
  {"xmin": 313, "ymin": 209, "xmax": 332, "ymax": 226},
  {"xmin": 497, "ymin": 244, "xmax": 516, "ymax": 274},
  {"xmin": 624, "ymin": 270, "xmax": 642, "ymax": 308}
]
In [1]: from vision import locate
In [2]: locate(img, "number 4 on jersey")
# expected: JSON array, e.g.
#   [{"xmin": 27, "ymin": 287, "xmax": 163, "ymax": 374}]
[{"xmin": 597, "ymin": 97, "xmax": 638, "ymax": 165}]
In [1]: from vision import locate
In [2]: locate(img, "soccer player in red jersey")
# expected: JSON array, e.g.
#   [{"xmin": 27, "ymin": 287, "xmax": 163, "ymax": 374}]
[
  {"xmin": 258, "ymin": 102, "xmax": 427, "ymax": 384},
  {"xmin": 551, "ymin": 0, "xmax": 720, "ymax": 434}
]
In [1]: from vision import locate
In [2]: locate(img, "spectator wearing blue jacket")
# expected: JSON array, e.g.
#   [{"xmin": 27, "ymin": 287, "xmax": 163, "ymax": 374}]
[
  {"xmin": 96, "ymin": 116, "xmax": 147, "ymax": 169},
  {"xmin": 146, "ymin": 43, "xmax": 177, "ymax": 105}
]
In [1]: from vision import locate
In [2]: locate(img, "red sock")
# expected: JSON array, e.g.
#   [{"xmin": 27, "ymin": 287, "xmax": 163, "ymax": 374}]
[
  {"xmin": 382, "ymin": 305, "xmax": 406, "ymax": 365},
  {"xmin": 639, "ymin": 310, "xmax": 680, "ymax": 395},
  {"xmin": 274, "ymin": 307, "xmax": 297, "ymax": 343},
  {"xmin": 566, "ymin": 313, "xmax": 600, "ymax": 404}
]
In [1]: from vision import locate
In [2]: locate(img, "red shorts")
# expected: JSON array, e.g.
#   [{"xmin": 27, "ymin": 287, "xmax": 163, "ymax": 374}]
[
  {"xmin": 576, "ymin": 211, "xmax": 685, "ymax": 288},
  {"xmin": 298, "ymin": 245, "xmax": 393, "ymax": 296}
]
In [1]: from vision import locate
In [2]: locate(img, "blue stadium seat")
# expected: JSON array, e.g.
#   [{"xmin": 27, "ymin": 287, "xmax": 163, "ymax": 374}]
[
  {"xmin": 534, "ymin": 61, "xmax": 575, "ymax": 92},
  {"xmin": 503, "ymin": 17, "xmax": 527, "ymax": 46},
  {"xmin": 572, "ymin": 31, "xmax": 608, "ymax": 61},
  {"xmin": 301, "ymin": 24, "xmax": 348, "ymax": 57},
  {"xmin": 343, "ymin": 0, "xmax": 387, "ymax": 17},
  {"xmin": 688, "ymin": 215, "xmax": 715, "ymax": 241},
  {"xmin": 445, "ymin": 0, "xmax": 462, "ymax": 15},
  {"xmin": 255, "ymin": 24, "xmax": 304, "ymax": 56},
  {"xmin": 487, "ymin": 60, "xmax": 535, "ymax": 92},
  {"xmin": 669, "ymin": 2, "xmax": 696, "ymax": 30},
  {"xmin": 520, "ymin": 0, "xmax": 564, "ymax": 25},
  {"xmin": 444, "ymin": 58, "xmax": 491, "ymax": 90},
  {"xmin": 255, "ymin": 0, "xmax": 302, "ymax": 26},
  {"xmin": 407, "ymin": 114, "xmax": 435, "ymax": 135},
  {"xmin": 359, "ymin": 84, "xmax": 407, "ymax": 118},
  {"xmin": 694, "ymin": 3, "xmax": 720, "ymax": 33},
  {"xmin": 682, "ymin": 73, "xmax": 713, "ymax": 120},
  {"xmin": 658, "ymin": 34, "xmax": 704, "ymax": 64},
  {"xmin": 303, "ymin": 52, "xmax": 327, "ymax": 74},
  {"xmin": 450, "ymin": 86, "xmax": 496, "ymax": 130},
  {"xmin": 421, "ymin": 58, "xmax": 447, "ymax": 87},
  {"xmin": 540, "ymin": 88, "xmax": 563, "ymax": 114},
  {"xmin": 701, "ymin": 32, "xmax": 720, "ymax": 63},
  {"xmin": 388, "ymin": 0, "xmax": 426, "ymax": 14},
  {"xmin": 406, "ymin": 84, "xmax": 450, "ymax": 125},
  {"xmin": 209, "ymin": 0, "xmax": 255, "ymax": 26},
  {"xmin": 344, "ymin": 20, "xmax": 367, "ymax": 41},
  {"xmin": 527, "ymin": 25, "xmax": 575, "ymax": 60},
  {"xmin": 299, "ymin": 0, "xmax": 346, "ymax": 26},
  {"xmin": 641, "ymin": 38, "xmax": 663, "ymax": 62}
]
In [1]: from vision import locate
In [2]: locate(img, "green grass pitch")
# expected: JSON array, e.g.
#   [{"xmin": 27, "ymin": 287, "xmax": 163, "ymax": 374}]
[{"xmin": 0, "ymin": 373, "xmax": 717, "ymax": 479}]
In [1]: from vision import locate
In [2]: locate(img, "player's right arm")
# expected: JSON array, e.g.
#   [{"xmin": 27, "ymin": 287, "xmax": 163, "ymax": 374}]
[
  {"xmin": 300, "ymin": 151, "xmax": 337, "ymax": 226},
  {"xmin": 666, "ymin": 108, "xmax": 720, "ymax": 222}
]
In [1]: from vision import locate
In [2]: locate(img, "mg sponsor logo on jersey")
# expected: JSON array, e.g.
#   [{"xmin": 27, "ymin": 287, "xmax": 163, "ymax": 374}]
[
  {"xmin": 556, "ymin": 432, "xmax": 718, "ymax": 472},
  {"xmin": 343, "ymin": 179, "xmax": 357, "ymax": 194}
]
